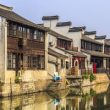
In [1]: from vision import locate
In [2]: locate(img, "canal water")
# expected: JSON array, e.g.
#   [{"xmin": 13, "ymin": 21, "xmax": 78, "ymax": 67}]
[{"xmin": 0, "ymin": 83, "xmax": 110, "ymax": 110}]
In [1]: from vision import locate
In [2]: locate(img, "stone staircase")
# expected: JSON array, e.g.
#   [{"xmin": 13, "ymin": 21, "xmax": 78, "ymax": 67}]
[
  {"xmin": 47, "ymin": 81, "xmax": 63, "ymax": 91},
  {"xmin": 68, "ymin": 79, "xmax": 81, "ymax": 87}
]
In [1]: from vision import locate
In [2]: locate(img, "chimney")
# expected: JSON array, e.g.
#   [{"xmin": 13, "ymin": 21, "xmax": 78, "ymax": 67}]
[{"xmin": 42, "ymin": 15, "xmax": 59, "ymax": 29}]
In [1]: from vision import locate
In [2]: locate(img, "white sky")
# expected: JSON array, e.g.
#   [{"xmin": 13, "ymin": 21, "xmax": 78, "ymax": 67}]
[{"xmin": 1, "ymin": 0, "xmax": 110, "ymax": 38}]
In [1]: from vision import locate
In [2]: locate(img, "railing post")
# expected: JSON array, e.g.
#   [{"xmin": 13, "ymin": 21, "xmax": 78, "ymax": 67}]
[{"xmin": 10, "ymin": 78, "xmax": 12, "ymax": 97}]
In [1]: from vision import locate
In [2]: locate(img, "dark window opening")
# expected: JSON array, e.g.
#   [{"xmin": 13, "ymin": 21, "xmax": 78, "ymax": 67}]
[
  {"xmin": 7, "ymin": 52, "xmax": 16, "ymax": 69},
  {"xmin": 27, "ymin": 55, "xmax": 45, "ymax": 69}
]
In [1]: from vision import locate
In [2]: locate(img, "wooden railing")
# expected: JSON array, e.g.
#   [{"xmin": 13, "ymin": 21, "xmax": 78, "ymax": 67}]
[
  {"xmin": 81, "ymin": 68, "xmax": 108, "ymax": 74},
  {"xmin": 104, "ymin": 51, "xmax": 110, "ymax": 55},
  {"xmin": 7, "ymin": 37, "xmax": 18, "ymax": 50},
  {"xmin": 27, "ymin": 40, "xmax": 45, "ymax": 50},
  {"xmin": 72, "ymin": 47, "xmax": 78, "ymax": 52},
  {"xmin": 96, "ymin": 68, "xmax": 107, "ymax": 73}
]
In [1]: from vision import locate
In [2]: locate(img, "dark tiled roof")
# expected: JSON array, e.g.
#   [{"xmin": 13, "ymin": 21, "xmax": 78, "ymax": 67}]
[
  {"xmin": 48, "ymin": 48, "xmax": 68, "ymax": 58},
  {"xmin": 48, "ymin": 28, "xmax": 72, "ymax": 41},
  {"xmin": 84, "ymin": 31, "xmax": 96, "ymax": 35},
  {"xmin": 42, "ymin": 15, "xmax": 59, "ymax": 20},
  {"xmin": 56, "ymin": 21, "xmax": 72, "ymax": 27},
  {"xmin": 56, "ymin": 47, "xmax": 86, "ymax": 57},
  {"xmin": 0, "ymin": 6, "xmax": 47, "ymax": 31},
  {"xmin": 68, "ymin": 51, "xmax": 87, "ymax": 57},
  {"xmin": 95, "ymin": 35, "xmax": 106, "ymax": 39},
  {"xmin": 0, "ymin": 4, "xmax": 13, "ymax": 10},
  {"xmin": 69, "ymin": 26, "xmax": 86, "ymax": 32},
  {"xmin": 37, "ymin": 23, "xmax": 44, "ymax": 26},
  {"xmin": 81, "ymin": 49, "xmax": 110, "ymax": 58},
  {"xmin": 82, "ymin": 35, "xmax": 103, "ymax": 45},
  {"xmin": 72, "ymin": 52, "xmax": 87, "ymax": 57}
]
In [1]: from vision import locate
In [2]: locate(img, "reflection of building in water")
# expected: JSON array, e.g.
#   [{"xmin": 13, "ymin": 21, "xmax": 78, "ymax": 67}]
[
  {"xmin": 0, "ymin": 93, "xmax": 52, "ymax": 110},
  {"xmin": 0, "ymin": 84, "xmax": 110, "ymax": 110},
  {"xmin": 91, "ymin": 85, "xmax": 110, "ymax": 110},
  {"xmin": 66, "ymin": 97, "xmax": 80, "ymax": 110},
  {"xmin": 106, "ymin": 86, "xmax": 110, "ymax": 106},
  {"xmin": 65, "ymin": 84, "xmax": 109, "ymax": 110},
  {"xmin": 48, "ymin": 98, "xmax": 66, "ymax": 110}
]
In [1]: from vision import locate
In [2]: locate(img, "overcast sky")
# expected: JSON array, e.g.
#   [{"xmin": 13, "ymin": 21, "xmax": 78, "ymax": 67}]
[{"xmin": 1, "ymin": 0, "xmax": 110, "ymax": 38}]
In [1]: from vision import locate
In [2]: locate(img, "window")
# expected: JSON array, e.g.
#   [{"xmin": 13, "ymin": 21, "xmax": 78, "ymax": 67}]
[
  {"xmin": 9, "ymin": 23, "xmax": 13, "ymax": 36},
  {"xmin": 86, "ymin": 42, "xmax": 91, "ymax": 50},
  {"xmin": 37, "ymin": 55, "xmax": 45, "ymax": 69},
  {"xmin": 96, "ymin": 45, "xmax": 102, "ymax": 52},
  {"xmin": 7, "ymin": 53, "xmax": 12, "ymax": 69},
  {"xmin": 13, "ymin": 24, "xmax": 17, "ymax": 36},
  {"xmin": 22, "ymin": 27, "xmax": 26, "ymax": 38},
  {"xmin": 12, "ymin": 54, "xmax": 16, "ymax": 68},
  {"xmin": 18, "ymin": 26, "xmax": 22, "ymax": 38},
  {"xmin": 28, "ymin": 29, "xmax": 34, "ymax": 39},
  {"xmin": 39, "ymin": 31, "xmax": 45, "ymax": 42},
  {"xmin": 27, "ymin": 55, "xmax": 45, "ymax": 69},
  {"xmin": 35, "ymin": 30, "xmax": 45, "ymax": 42},
  {"xmin": 32, "ymin": 57, "xmax": 37, "ymax": 68},
  {"xmin": 61, "ymin": 59, "xmax": 65, "ymax": 68},
  {"xmin": 7, "ymin": 53, "xmax": 16, "ymax": 69},
  {"xmin": 34, "ymin": 30, "xmax": 37, "ymax": 40},
  {"xmin": 27, "ymin": 28, "xmax": 30, "ymax": 39},
  {"xmin": 66, "ymin": 61, "xmax": 69, "ymax": 69},
  {"xmin": 40, "ymin": 56, "xmax": 45, "ymax": 69}
]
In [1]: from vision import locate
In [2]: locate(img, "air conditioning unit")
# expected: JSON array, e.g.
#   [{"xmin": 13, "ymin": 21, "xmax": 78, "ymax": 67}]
[{"xmin": 49, "ymin": 41, "xmax": 55, "ymax": 47}]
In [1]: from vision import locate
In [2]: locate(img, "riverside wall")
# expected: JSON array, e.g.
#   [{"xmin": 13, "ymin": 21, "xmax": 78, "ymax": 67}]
[
  {"xmin": 0, "ymin": 78, "xmax": 67, "ymax": 97},
  {"xmin": 82, "ymin": 73, "xmax": 109, "ymax": 87},
  {"xmin": 0, "ymin": 73, "xmax": 109, "ymax": 97},
  {"xmin": 0, "ymin": 79, "xmax": 51, "ymax": 97}
]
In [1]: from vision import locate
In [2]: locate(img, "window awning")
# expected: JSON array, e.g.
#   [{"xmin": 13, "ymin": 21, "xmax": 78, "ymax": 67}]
[{"xmin": 81, "ymin": 49, "xmax": 110, "ymax": 58}]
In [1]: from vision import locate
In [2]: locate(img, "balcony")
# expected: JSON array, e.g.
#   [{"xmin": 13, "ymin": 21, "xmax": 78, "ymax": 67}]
[
  {"xmin": 7, "ymin": 37, "xmax": 18, "ymax": 50},
  {"xmin": 72, "ymin": 47, "xmax": 78, "ymax": 52},
  {"xmin": 27, "ymin": 39, "xmax": 45, "ymax": 50}
]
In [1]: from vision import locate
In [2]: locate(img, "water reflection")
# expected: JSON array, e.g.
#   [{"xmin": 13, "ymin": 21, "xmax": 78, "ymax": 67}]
[{"xmin": 0, "ymin": 83, "xmax": 110, "ymax": 110}]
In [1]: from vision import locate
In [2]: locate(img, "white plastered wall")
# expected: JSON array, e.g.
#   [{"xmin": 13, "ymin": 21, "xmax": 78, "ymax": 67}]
[
  {"xmin": 54, "ymin": 26, "xmax": 71, "ymax": 36},
  {"xmin": 43, "ymin": 20, "xmax": 58, "ymax": 29},
  {"xmin": 0, "ymin": 17, "xmax": 7, "ymax": 83},
  {"xmin": 48, "ymin": 54, "xmax": 57, "ymax": 76},
  {"xmin": 67, "ymin": 31, "xmax": 82, "ymax": 51},
  {"xmin": 83, "ymin": 53, "xmax": 93, "ymax": 70},
  {"xmin": 85, "ymin": 34, "xmax": 96, "ymax": 39}
]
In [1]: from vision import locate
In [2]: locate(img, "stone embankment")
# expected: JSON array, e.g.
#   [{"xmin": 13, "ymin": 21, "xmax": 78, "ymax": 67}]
[
  {"xmin": 0, "ymin": 78, "xmax": 66, "ymax": 97},
  {"xmin": 82, "ymin": 74, "xmax": 109, "ymax": 87}
]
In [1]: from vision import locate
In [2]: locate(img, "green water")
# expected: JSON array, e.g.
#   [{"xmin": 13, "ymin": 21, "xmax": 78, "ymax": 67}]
[{"xmin": 0, "ymin": 83, "xmax": 110, "ymax": 110}]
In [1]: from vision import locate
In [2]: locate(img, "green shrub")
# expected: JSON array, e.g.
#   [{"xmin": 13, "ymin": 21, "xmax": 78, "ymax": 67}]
[
  {"xmin": 82, "ymin": 72, "xmax": 89, "ymax": 80},
  {"xmin": 61, "ymin": 107, "xmax": 65, "ymax": 110},
  {"xmin": 15, "ymin": 75, "xmax": 21, "ymax": 83},
  {"xmin": 90, "ymin": 73, "xmax": 96, "ymax": 82},
  {"xmin": 90, "ymin": 88, "xmax": 96, "ymax": 96}
]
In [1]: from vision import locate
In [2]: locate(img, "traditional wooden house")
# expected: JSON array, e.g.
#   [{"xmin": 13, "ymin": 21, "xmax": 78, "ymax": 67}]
[
  {"xmin": 68, "ymin": 29, "xmax": 110, "ymax": 74},
  {"xmin": 81, "ymin": 33, "xmax": 109, "ymax": 73},
  {"xmin": 42, "ymin": 15, "xmax": 110, "ymax": 75},
  {"xmin": 47, "ymin": 29, "xmax": 73, "ymax": 78},
  {"xmin": 48, "ymin": 48, "xmax": 68, "ymax": 78},
  {"xmin": 67, "ymin": 27, "xmax": 110, "ymax": 74},
  {"xmin": 95, "ymin": 36, "xmax": 110, "ymax": 73},
  {"xmin": 0, "ymin": 4, "xmax": 48, "ymax": 83},
  {"xmin": 42, "ymin": 16, "xmax": 87, "ymax": 76},
  {"xmin": 42, "ymin": 16, "xmax": 83, "ymax": 79}
]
